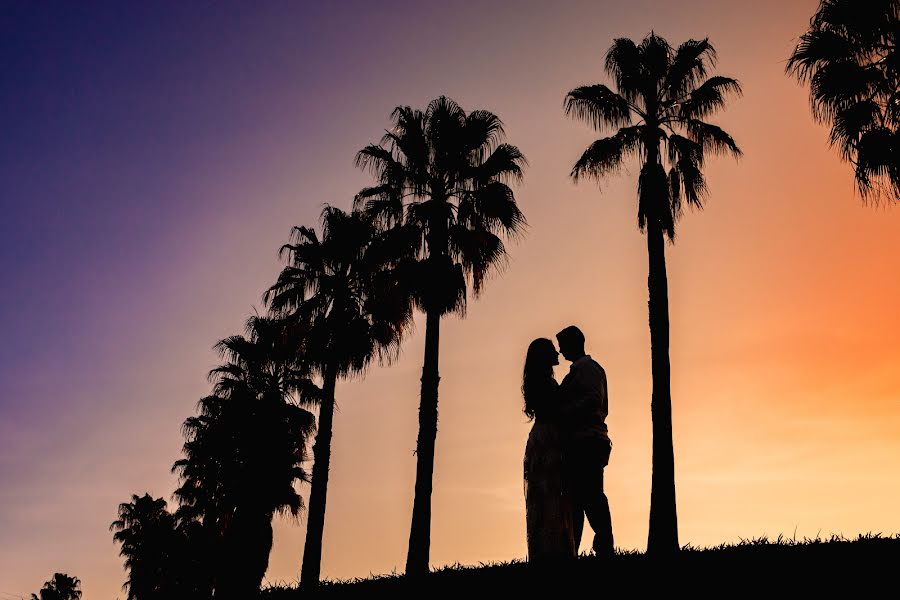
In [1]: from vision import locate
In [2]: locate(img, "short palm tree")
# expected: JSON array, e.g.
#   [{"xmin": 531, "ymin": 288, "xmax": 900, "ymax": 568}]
[
  {"xmin": 564, "ymin": 34, "xmax": 742, "ymax": 554},
  {"xmin": 30, "ymin": 573, "xmax": 82, "ymax": 600},
  {"xmin": 265, "ymin": 206, "xmax": 414, "ymax": 586},
  {"xmin": 173, "ymin": 315, "xmax": 316, "ymax": 598},
  {"xmin": 355, "ymin": 96, "xmax": 527, "ymax": 575},
  {"xmin": 787, "ymin": 0, "xmax": 899, "ymax": 201},
  {"xmin": 110, "ymin": 494, "xmax": 183, "ymax": 599}
]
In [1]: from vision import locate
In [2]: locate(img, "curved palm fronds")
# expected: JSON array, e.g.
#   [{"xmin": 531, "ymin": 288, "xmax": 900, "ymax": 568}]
[
  {"xmin": 356, "ymin": 95, "xmax": 528, "ymax": 306},
  {"xmin": 564, "ymin": 84, "xmax": 634, "ymax": 129},
  {"xmin": 571, "ymin": 125, "xmax": 644, "ymax": 181},
  {"xmin": 266, "ymin": 206, "xmax": 414, "ymax": 374},
  {"xmin": 566, "ymin": 34, "xmax": 741, "ymax": 240},
  {"xmin": 788, "ymin": 0, "xmax": 899, "ymax": 201},
  {"xmin": 665, "ymin": 37, "xmax": 715, "ymax": 99}
]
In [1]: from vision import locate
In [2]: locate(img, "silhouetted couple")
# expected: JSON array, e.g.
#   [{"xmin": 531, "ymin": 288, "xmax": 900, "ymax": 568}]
[{"xmin": 523, "ymin": 325, "xmax": 614, "ymax": 562}]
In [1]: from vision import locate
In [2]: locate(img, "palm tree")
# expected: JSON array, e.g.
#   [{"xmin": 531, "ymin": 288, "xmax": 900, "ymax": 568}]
[
  {"xmin": 564, "ymin": 34, "xmax": 742, "ymax": 554},
  {"xmin": 355, "ymin": 96, "xmax": 527, "ymax": 575},
  {"xmin": 173, "ymin": 315, "xmax": 317, "ymax": 598},
  {"xmin": 265, "ymin": 206, "xmax": 414, "ymax": 586},
  {"xmin": 30, "ymin": 573, "xmax": 82, "ymax": 600},
  {"xmin": 787, "ymin": 0, "xmax": 899, "ymax": 202},
  {"xmin": 110, "ymin": 494, "xmax": 185, "ymax": 599},
  {"xmin": 171, "ymin": 512, "xmax": 214, "ymax": 598}
]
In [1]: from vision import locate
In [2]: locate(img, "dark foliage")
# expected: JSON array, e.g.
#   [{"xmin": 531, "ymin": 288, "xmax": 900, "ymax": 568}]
[
  {"xmin": 110, "ymin": 494, "xmax": 203, "ymax": 599},
  {"xmin": 30, "ymin": 573, "xmax": 82, "ymax": 600},
  {"xmin": 171, "ymin": 316, "xmax": 316, "ymax": 598},
  {"xmin": 788, "ymin": 0, "xmax": 900, "ymax": 201},
  {"xmin": 565, "ymin": 34, "xmax": 742, "ymax": 240}
]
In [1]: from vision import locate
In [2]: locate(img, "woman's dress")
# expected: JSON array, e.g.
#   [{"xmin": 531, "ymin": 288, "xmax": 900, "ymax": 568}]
[{"xmin": 524, "ymin": 378, "xmax": 576, "ymax": 562}]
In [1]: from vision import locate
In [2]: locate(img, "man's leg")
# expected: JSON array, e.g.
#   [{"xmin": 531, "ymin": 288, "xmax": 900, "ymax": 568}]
[
  {"xmin": 581, "ymin": 439, "xmax": 614, "ymax": 557},
  {"xmin": 572, "ymin": 500, "xmax": 585, "ymax": 554},
  {"xmin": 565, "ymin": 446, "xmax": 585, "ymax": 553}
]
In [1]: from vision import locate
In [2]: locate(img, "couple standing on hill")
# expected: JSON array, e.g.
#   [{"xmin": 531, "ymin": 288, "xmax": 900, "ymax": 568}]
[{"xmin": 523, "ymin": 325, "xmax": 614, "ymax": 561}]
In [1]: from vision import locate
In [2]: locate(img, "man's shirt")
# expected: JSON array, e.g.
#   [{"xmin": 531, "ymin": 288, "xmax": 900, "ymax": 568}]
[{"xmin": 560, "ymin": 355, "xmax": 610, "ymax": 442}]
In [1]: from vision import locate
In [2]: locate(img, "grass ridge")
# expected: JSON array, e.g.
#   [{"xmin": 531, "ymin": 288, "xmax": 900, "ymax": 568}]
[{"xmin": 262, "ymin": 533, "xmax": 900, "ymax": 596}]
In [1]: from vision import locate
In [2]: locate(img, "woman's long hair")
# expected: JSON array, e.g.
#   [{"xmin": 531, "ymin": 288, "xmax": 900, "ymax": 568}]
[{"xmin": 522, "ymin": 338, "xmax": 556, "ymax": 419}]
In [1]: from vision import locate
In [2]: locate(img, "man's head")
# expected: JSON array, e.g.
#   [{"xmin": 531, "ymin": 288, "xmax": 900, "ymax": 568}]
[{"xmin": 556, "ymin": 325, "xmax": 586, "ymax": 362}]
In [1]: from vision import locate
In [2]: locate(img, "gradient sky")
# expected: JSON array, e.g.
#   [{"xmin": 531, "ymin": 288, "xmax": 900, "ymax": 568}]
[{"xmin": 2, "ymin": 1, "xmax": 899, "ymax": 597}]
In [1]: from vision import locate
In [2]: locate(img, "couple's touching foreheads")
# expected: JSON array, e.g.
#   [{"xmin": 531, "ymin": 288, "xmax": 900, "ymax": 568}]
[{"xmin": 523, "ymin": 325, "xmax": 614, "ymax": 562}]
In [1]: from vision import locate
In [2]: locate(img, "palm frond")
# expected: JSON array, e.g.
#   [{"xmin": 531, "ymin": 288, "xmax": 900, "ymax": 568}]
[
  {"xmin": 685, "ymin": 119, "xmax": 742, "ymax": 158},
  {"xmin": 457, "ymin": 181, "xmax": 527, "ymax": 235},
  {"xmin": 678, "ymin": 76, "xmax": 742, "ymax": 120},
  {"xmin": 406, "ymin": 198, "xmax": 455, "ymax": 232},
  {"xmin": 674, "ymin": 157, "xmax": 708, "ymax": 212},
  {"xmin": 604, "ymin": 37, "xmax": 644, "ymax": 102},
  {"xmin": 831, "ymin": 100, "xmax": 883, "ymax": 159},
  {"xmin": 638, "ymin": 161, "xmax": 676, "ymax": 239},
  {"xmin": 787, "ymin": 0, "xmax": 899, "ymax": 202},
  {"xmin": 639, "ymin": 32, "xmax": 674, "ymax": 88},
  {"xmin": 470, "ymin": 143, "xmax": 527, "ymax": 184},
  {"xmin": 666, "ymin": 38, "xmax": 716, "ymax": 98},
  {"xmin": 809, "ymin": 60, "xmax": 880, "ymax": 121},
  {"xmin": 354, "ymin": 144, "xmax": 400, "ymax": 177},
  {"xmin": 668, "ymin": 167, "xmax": 683, "ymax": 221},
  {"xmin": 465, "ymin": 109, "xmax": 506, "ymax": 158},
  {"xmin": 855, "ymin": 127, "xmax": 900, "ymax": 200},
  {"xmin": 385, "ymin": 106, "xmax": 428, "ymax": 166},
  {"xmin": 787, "ymin": 28, "xmax": 857, "ymax": 81},
  {"xmin": 354, "ymin": 190, "xmax": 404, "ymax": 228},
  {"xmin": 564, "ymin": 84, "xmax": 633, "ymax": 130},
  {"xmin": 449, "ymin": 225, "xmax": 507, "ymax": 295},
  {"xmin": 425, "ymin": 95, "xmax": 465, "ymax": 125},
  {"xmin": 571, "ymin": 125, "xmax": 643, "ymax": 181},
  {"xmin": 814, "ymin": 0, "xmax": 898, "ymax": 45}
]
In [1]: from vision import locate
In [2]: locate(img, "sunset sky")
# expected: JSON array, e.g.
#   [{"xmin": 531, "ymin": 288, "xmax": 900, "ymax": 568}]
[{"xmin": 2, "ymin": 0, "xmax": 899, "ymax": 597}]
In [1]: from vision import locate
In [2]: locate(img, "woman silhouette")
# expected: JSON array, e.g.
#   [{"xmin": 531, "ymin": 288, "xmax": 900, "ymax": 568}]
[{"xmin": 522, "ymin": 338, "xmax": 576, "ymax": 562}]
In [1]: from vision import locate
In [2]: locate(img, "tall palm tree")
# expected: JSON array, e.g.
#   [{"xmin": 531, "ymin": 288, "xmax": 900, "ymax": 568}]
[
  {"xmin": 355, "ymin": 96, "xmax": 527, "ymax": 575},
  {"xmin": 265, "ymin": 206, "xmax": 414, "ymax": 587},
  {"xmin": 110, "ymin": 494, "xmax": 184, "ymax": 599},
  {"xmin": 564, "ymin": 34, "xmax": 742, "ymax": 554},
  {"xmin": 30, "ymin": 573, "xmax": 82, "ymax": 600},
  {"xmin": 787, "ymin": 0, "xmax": 899, "ymax": 202},
  {"xmin": 173, "ymin": 315, "xmax": 316, "ymax": 598}
]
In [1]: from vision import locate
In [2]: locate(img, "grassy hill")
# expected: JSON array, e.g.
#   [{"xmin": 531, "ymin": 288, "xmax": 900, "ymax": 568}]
[{"xmin": 262, "ymin": 534, "xmax": 900, "ymax": 596}]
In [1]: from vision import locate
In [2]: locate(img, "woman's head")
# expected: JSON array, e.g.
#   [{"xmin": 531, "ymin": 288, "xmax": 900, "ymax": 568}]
[{"xmin": 522, "ymin": 338, "xmax": 559, "ymax": 418}]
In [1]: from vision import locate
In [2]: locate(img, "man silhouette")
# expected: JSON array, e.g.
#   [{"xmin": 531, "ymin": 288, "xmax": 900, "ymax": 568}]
[{"xmin": 556, "ymin": 325, "xmax": 614, "ymax": 557}]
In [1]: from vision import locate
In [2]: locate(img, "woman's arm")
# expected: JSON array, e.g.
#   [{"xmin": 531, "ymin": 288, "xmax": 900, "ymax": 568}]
[{"xmin": 534, "ymin": 378, "xmax": 562, "ymax": 420}]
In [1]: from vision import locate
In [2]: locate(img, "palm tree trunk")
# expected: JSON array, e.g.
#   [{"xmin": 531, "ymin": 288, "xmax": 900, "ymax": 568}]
[
  {"xmin": 646, "ymin": 220, "xmax": 679, "ymax": 554},
  {"xmin": 300, "ymin": 366, "xmax": 338, "ymax": 588},
  {"xmin": 406, "ymin": 308, "xmax": 441, "ymax": 576},
  {"xmin": 216, "ymin": 509, "xmax": 273, "ymax": 599}
]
